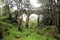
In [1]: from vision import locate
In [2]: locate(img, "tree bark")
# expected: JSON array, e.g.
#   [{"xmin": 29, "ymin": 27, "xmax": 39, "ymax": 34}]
[
  {"xmin": 37, "ymin": 15, "xmax": 40, "ymax": 27},
  {"xmin": 25, "ymin": 15, "xmax": 29, "ymax": 28},
  {"xmin": 57, "ymin": 12, "xmax": 60, "ymax": 33},
  {"xmin": 17, "ymin": 18, "xmax": 22, "ymax": 31},
  {"xmin": 56, "ymin": 0, "xmax": 60, "ymax": 34},
  {"xmin": 7, "ymin": 5, "xmax": 12, "ymax": 20}
]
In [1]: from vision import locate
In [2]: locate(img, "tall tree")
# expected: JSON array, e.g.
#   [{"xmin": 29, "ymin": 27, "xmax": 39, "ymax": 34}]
[
  {"xmin": 4, "ymin": 0, "xmax": 14, "ymax": 20},
  {"xmin": 56, "ymin": 0, "xmax": 60, "ymax": 33},
  {"xmin": 23, "ymin": 0, "xmax": 30, "ymax": 28},
  {"xmin": 14, "ymin": 0, "xmax": 23, "ymax": 31},
  {"xmin": 38, "ymin": 0, "xmax": 56, "ymax": 25}
]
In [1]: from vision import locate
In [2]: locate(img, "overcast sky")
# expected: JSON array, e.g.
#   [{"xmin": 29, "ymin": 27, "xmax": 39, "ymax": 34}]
[{"xmin": 30, "ymin": 0, "xmax": 41, "ymax": 8}]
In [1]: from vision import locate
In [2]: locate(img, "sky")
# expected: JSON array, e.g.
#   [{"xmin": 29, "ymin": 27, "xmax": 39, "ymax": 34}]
[{"xmin": 30, "ymin": 0, "xmax": 41, "ymax": 8}]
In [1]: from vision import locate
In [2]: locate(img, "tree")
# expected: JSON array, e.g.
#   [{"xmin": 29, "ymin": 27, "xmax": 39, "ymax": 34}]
[
  {"xmin": 3, "ymin": 0, "xmax": 14, "ymax": 20},
  {"xmin": 23, "ymin": 0, "xmax": 30, "ymax": 28},
  {"xmin": 14, "ymin": 0, "xmax": 23, "ymax": 31},
  {"xmin": 56, "ymin": 0, "xmax": 60, "ymax": 33},
  {"xmin": 38, "ymin": 0, "xmax": 56, "ymax": 25},
  {"xmin": 3, "ymin": 0, "xmax": 23, "ymax": 31},
  {"xmin": 38, "ymin": 0, "xmax": 60, "ymax": 34}
]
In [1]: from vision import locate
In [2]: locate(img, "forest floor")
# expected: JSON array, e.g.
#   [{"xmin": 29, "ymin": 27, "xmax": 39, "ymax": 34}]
[{"xmin": 0, "ymin": 16, "xmax": 60, "ymax": 40}]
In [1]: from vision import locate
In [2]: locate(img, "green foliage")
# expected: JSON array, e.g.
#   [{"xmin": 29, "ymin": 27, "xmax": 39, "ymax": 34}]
[
  {"xmin": 0, "ymin": 16, "xmax": 58, "ymax": 40},
  {"xmin": 3, "ymin": 6, "xmax": 8, "ymax": 16}
]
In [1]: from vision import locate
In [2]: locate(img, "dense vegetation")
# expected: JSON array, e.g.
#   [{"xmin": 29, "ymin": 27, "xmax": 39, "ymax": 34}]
[
  {"xmin": 0, "ymin": 0, "xmax": 60, "ymax": 40},
  {"xmin": 0, "ymin": 16, "xmax": 60, "ymax": 40}
]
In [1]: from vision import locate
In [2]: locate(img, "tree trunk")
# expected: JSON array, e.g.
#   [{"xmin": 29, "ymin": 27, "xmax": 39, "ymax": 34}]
[
  {"xmin": 8, "ymin": 5, "xmax": 12, "ymax": 20},
  {"xmin": 56, "ymin": 0, "xmax": 60, "ymax": 34},
  {"xmin": 25, "ymin": 15, "xmax": 29, "ymax": 28},
  {"xmin": 17, "ymin": 0, "xmax": 22, "ymax": 31},
  {"xmin": 57, "ymin": 12, "xmax": 60, "ymax": 33},
  {"xmin": 17, "ymin": 18, "xmax": 22, "ymax": 31},
  {"xmin": 37, "ymin": 15, "xmax": 40, "ymax": 27}
]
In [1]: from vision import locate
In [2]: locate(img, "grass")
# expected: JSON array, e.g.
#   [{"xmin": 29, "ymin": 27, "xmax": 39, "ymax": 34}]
[{"xmin": 0, "ymin": 16, "xmax": 59, "ymax": 40}]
